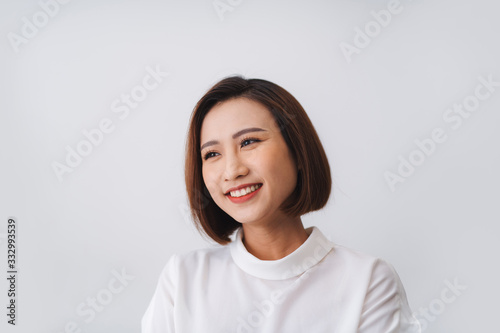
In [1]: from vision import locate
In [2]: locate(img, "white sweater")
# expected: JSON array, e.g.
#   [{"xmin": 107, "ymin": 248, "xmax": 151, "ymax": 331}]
[{"xmin": 142, "ymin": 226, "xmax": 421, "ymax": 332}]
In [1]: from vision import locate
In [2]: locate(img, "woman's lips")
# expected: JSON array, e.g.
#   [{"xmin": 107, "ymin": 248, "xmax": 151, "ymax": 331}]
[
  {"xmin": 225, "ymin": 183, "xmax": 262, "ymax": 195},
  {"xmin": 226, "ymin": 184, "xmax": 262, "ymax": 204}
]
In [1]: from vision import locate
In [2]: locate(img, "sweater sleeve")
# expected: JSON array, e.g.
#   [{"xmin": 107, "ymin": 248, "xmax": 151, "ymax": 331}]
[
  {"xmin": 358, "ymin": 259, "xmax": 421, "ymax": 333},
  {"xmin": 142, "ymin": 254, "xmax": 179, "ymax": 333}
]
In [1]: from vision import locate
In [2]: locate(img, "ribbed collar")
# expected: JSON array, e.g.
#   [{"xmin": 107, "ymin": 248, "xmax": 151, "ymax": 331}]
[{"xmin": 229, "ymin": 226, "xmax": 334, "ymax": 280}]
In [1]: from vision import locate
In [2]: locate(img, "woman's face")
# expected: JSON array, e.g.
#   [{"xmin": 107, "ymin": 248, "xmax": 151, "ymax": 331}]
[{"xmin": 200, "ymin": 97, "xmax": 298, "ymax": 226}]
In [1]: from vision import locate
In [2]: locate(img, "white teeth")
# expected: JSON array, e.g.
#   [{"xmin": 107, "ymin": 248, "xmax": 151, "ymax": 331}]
[{"xmin": 230, "ymin": 184, "xmax": 261, "ymax": 198}]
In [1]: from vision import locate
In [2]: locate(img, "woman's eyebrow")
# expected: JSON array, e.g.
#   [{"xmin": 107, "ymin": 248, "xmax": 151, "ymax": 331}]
[{"xmin": 200, "ymin": 127, "xmax": 266, "ymax": 151}]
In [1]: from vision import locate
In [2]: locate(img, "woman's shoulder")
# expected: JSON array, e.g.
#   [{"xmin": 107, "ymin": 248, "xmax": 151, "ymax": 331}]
[
  {"xmin": 327, "ymin": 243, "xmax": 421, "ymax": 331},
  {"xmin": 330, "ymin": 242, "xmax": 385, "ymax": 265},
  {"xmin": 307, "ymin": 227, "xmax": 397, "ymax": 275},
  {"xmin": 182, "ymin": 243, "xmax": 230, "ymax": 262},
  {"xmin": 160, "ymin": 244, "xmax": 231, "ymax": 273},
  {"xmin": 327, "ymin": 242, "xmax": 403, "ymax": 282}
]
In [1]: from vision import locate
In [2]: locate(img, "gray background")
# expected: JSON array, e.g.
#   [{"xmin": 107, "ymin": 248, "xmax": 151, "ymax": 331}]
[{"xmin": 1, "ymin": 0, "xmax": 498, "ymax": 332}]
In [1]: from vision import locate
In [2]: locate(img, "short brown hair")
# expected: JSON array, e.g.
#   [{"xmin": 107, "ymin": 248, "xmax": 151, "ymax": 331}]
[{"xmin": 185, "ymin": 76, "xmax": 331, "ymax": 245}]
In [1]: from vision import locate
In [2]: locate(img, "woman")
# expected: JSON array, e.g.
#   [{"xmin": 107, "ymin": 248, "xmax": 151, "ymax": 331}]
[{"xmin": 142, "ymin": 76, "xmax": 421, "ymax": 332}]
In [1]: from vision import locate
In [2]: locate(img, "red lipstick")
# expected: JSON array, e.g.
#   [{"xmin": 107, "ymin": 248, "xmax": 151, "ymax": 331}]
[{"xmin": 226, "ymin": 184, "xmax": 263, "ymax": 204}]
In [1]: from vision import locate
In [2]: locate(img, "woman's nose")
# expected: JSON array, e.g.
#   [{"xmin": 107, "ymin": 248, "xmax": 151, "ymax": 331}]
[{"xmin": 224, "ymin": 154, "xmax": 249, "ymax": 181}]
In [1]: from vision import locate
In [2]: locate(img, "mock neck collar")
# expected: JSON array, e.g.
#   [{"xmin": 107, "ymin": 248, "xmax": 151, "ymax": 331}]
[{"xmin": 229, "ymin": 226, "xmax": 334, "ymax": 280}]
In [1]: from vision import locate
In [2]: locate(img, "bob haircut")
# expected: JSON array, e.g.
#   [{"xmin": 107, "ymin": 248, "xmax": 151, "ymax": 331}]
[{"xmin": 185, "ymin": 76, "xmax": 331, "ymax": 245}]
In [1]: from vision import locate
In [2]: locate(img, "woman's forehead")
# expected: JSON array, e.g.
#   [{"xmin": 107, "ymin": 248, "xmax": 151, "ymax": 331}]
[{"xmin": 200, "ymin": 98, "xmax": 276, "ymax": 137}]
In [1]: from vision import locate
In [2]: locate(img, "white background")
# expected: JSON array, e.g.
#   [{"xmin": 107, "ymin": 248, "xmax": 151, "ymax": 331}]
[{"xmin": 1, "ymin": 0, "xmax": 499, "ymax": 332}]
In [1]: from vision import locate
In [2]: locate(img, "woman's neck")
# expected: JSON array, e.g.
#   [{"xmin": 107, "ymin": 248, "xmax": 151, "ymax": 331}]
[{"xmin": 241, "ymin": 216, "xmax": 309, "ymax": 260}]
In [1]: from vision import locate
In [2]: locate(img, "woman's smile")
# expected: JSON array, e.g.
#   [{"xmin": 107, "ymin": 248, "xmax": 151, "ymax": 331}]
[{"xmin": 226, "ymin": 184, "xmax": 263, "ymax": 203}]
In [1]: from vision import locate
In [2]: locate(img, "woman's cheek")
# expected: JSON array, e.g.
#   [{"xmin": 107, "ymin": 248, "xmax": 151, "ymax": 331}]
[{"xmin": 203, "ymin": 169, "xmax": 218, "ymax": 196}]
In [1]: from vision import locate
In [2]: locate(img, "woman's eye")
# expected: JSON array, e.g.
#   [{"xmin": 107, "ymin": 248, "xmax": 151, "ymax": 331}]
[
  {"xmin": 203, "ymin": 151, "xmax": 218, "ymax": 160},
  {"xmin": 203, "ymin": 138, "xmax": 260, "ymax": 160},
  {"xmin": 241, "ymin": 138, "xmax": 260, "ymax": 147}
]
